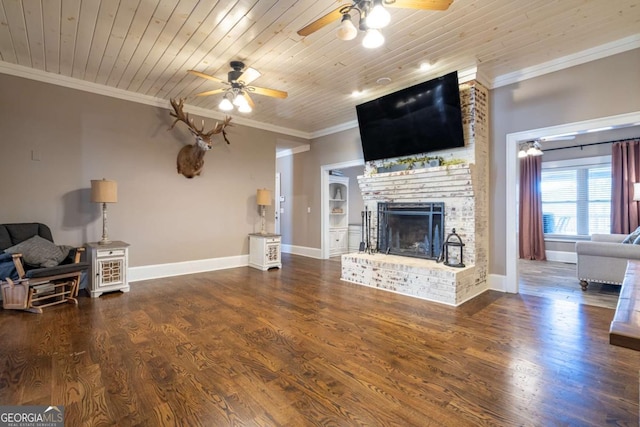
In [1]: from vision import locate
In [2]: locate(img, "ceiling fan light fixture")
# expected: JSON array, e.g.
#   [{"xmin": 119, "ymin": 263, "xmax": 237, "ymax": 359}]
[
  {"xmin": 233, "ymin": 93, "xmax": 245, "ymax": 107},
  {"xmin": 365, "ymin": 1, "xmax": 391, "ymax": 29},
  {"xmin": 362, "ymin": 28, "xmax": 385, "ymax": 49},
  {"xmin": 238, "ymin": 103, "xmax": 252, "ymax": 113},
  {"xmin": 337, "ymin": 13, "xmax": 358, "ymax": 41},
  {"xmin": 219, "ymin": 96, "xmax": 234, "ymax": 111}
]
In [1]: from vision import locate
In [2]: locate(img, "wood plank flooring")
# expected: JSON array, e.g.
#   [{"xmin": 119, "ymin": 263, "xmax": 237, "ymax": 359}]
[
  {"xmin": 0, "ymin": 254, "xmax": 638, "ymax": 426},
  {"xmin": 519, "ymin": 259, "xmax": 620, "ymax": 309}
]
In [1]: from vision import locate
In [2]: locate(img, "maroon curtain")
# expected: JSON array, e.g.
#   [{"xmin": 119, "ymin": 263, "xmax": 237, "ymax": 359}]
[
  {"xmin": 519, "ymin": 156, "xmax": 546, "ymax": 260},
  {"xmin": 611, "ymin": 139, "xmax": 640, "ymax": 234}
]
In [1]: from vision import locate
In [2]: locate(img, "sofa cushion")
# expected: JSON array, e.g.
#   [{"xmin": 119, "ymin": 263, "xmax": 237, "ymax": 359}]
[
  {"xmin": 622, "ymin": 226, "xmax": 640, "ymax": 244},
  {"xmin": 4, "ymin": 235, "xmax": 68, "ymax": 268},
  {"xmin": 0, "ymin": 227, "xmax": 11, "ymax": 252}
]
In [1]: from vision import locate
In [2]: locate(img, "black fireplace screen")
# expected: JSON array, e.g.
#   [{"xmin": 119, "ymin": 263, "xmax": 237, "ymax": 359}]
[{"xmin": 377, "ymin": 202, "xmax": 444, "ymax": 260}]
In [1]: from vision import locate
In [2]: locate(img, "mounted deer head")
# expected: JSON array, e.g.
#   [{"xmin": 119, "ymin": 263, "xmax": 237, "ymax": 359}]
[{"xmin": 168, "ymin": 98, "xmax": 232, "ymax": 179}]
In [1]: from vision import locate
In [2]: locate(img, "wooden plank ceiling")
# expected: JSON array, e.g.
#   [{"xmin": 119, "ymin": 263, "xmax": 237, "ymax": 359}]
[{"xmin": 0, "ymin": 0, "xmax": 638, "ymax": 135}]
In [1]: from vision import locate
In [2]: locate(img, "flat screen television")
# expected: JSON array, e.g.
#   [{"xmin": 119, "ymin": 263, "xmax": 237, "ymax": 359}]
[{"xmin": 356, "ymin": 71, "xmax": 465, "ymax": 162}]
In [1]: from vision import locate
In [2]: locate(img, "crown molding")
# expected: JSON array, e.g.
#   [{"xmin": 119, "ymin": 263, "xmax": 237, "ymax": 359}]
[
  {"xmin": 276, "ymin": 144, "xmax": 311, "ymax": 158},
  {"xmin": 491, "ymin": 34, "xmax": 640, "ymax": 89},
  {"xmin": 0, "ymin": 61, "xmax": 312, "ymax": 140},
  {"xmin": 310, "ymin": 120, "xmax": 359, "ymax": 139}
]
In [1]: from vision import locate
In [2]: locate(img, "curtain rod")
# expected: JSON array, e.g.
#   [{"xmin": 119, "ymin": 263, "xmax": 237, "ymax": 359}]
[{"xmin": 543, "ymin": 136, "xmax": 640, "ymax": 152}]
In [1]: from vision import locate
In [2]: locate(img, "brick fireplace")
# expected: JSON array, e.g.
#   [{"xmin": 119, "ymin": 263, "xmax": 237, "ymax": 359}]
[{"xmin": 340, "ymin": 80, "xmax": 489, "ymax": 306}]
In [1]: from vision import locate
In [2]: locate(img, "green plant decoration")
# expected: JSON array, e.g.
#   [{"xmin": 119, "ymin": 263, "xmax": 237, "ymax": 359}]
[{"xmin": 378, "ymin": 155, "xmax": 465, "ymax": 172}]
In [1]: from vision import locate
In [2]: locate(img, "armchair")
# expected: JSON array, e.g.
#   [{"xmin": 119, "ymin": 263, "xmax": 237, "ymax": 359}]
[{"xmin": 0, "ymin": 223, "xmax": 89, "ymax": 313}]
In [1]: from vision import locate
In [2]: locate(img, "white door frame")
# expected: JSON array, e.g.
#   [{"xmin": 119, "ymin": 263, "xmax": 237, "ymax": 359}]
[
  {"xmin": 321, "ymin": 159, "xmax": 365, "ymax": 259},
  {"xmin": 505, "ymin": 111, "xmax": 640, "ymax": 294},
  {"xmin": 275, "ymin": 173, "xmax": 281, "ymax": 235}
]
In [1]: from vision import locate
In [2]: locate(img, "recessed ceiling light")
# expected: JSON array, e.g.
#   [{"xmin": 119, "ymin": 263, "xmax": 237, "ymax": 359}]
[
  {"xmin": 419, "ymin": 62, "xmax": 434, "ymax": 71},
  {"xmin": 376, "ymin": 77, "xmax": 391, "ymax": 85}
]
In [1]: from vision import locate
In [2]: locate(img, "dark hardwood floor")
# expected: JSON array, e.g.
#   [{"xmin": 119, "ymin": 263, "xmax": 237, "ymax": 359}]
[
  {"xmin": 518, "ymin": 259, "xmax": 621, "ymax": 309},
  {"xmin": 1, "ymin": 254, "xmax": 638, "ymax": 426}
]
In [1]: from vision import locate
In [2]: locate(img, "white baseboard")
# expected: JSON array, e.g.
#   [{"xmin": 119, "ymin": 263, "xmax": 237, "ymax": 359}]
[
  {"xmin": 545, "ymin": 250, "xmax": 577, "ymax": 264},
  {"xmin": 128, "ymin": 255, "xmax": 249, "ymax": 282},
  {"xmin": 281, "ymin": 244, "xmax": 323, "ymax": 259}
]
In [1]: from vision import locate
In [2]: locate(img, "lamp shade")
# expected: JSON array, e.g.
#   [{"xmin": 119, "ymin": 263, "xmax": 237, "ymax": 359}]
[
  {"xmin": 257, "ymin": 189, "xmax": 271, "ymax": 206},
  {"xmin": 91, "ymin": 179, "xmax": 118, "ymax": 203},
  {"xmin": 634, "ymin": 183, "xmax": 640, "ymax": 201}
]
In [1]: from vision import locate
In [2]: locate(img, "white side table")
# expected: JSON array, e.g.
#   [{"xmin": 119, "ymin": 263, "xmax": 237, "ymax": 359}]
[
  {"xmin": 85, "ymin": 241, "xmax": 130, "ymax": 298},
  {"xmin": 249, "ymin": 234, "xmax": 282, "ymax": 270}
]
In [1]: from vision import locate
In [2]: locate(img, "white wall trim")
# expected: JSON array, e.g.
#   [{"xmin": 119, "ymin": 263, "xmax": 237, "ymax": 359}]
[
  {"xmin": 311, "ymin": 120, "xmax": 359, "ymax": 139},
  {"xmin": 321, "ymin": 159, "xmax": 366, "ymax": 259},
  {"xmin": 492, "ymin": 35, "xmax": 640, "ymax": 89},
  {"xmin": 545, "ymin": 251, "xmax": 577, "ymax": 264},
  {"xmin": 0, "ymin": 60, "xmax": 311, "ymax": 140},
  {"xmin": 505, "ymin": 111, "xmax": 640, "ymax": 294},
  {"xmin": 276, "ymin": 144, "xmax": 311, "ymax": 158},
  {"xmin": 281, "ymin": 244, "xmax": 323, "ymax": 259},
  {"xmin": 128, "ymin": 255, "xmax": 249, "ymax": 282}
]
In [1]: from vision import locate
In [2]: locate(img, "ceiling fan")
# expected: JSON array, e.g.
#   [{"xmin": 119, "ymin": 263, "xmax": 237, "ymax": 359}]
[
  {"xmin": 297, "ymin": 0, "xmax": 453, "ymax": 48},
  {"xmin": 188, "ymin": 61, "xmax": 288, "ymax": 113}
]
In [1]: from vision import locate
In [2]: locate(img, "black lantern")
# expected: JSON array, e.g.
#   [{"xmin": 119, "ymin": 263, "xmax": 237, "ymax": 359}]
[{"xmin": 443, "ymin": 228, "xmax": 465, "ymax": 268}]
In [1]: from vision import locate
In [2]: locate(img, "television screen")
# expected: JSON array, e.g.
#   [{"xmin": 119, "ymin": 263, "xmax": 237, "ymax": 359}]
[{"xmin": 356, "ymin": 71, "xmax": 464, "ymax": 162}]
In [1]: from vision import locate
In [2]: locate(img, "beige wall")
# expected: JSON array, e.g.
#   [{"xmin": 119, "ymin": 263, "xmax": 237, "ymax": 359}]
[
  {"xmin": 341, "ymin": 166, "xmax": 365, "ymax": 225},
  {"xmin": 0, "ymin": 74, "xmax": 283, "ymax": 267},
  {"xmin": 276, "ymin": 127, "xmax": 363, "ymax": 247},
  {"xmin": 490, "ymin": 48, "xmax": 640, "ymax": 275}
]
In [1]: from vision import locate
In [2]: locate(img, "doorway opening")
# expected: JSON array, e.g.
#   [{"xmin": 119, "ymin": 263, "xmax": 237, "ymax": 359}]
[{"xmin": 505, "ymin": 111, "xmax": 640, "ymax": 295}]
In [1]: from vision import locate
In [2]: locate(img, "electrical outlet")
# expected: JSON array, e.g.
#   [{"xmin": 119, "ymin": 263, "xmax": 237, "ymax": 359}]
[{"xmin": 307, "ymin": 207, "xmax": 311, "ymax": 213}]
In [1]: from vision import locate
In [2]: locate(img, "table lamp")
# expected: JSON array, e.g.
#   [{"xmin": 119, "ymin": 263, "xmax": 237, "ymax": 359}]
[
  {"xmin": 257, "ymin": 189, "xmax": 272, "ymax": 235},
  {"xmin": 91, "ymin": 179, "xmax": 117, "ymax": 245}
]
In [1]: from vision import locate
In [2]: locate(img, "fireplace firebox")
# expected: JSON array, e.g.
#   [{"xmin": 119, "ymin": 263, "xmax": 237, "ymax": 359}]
[{"xmin": 377, "ymin": 202, "xmax": 445, "ymax": 260}]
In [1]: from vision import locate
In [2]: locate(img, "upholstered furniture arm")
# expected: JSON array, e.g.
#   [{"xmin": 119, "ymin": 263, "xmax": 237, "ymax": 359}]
[
  {"xmin": 591, "ymin": 234, "xmax": 626, "ymax": 243},
  {"xmin": 575, "ymin": 241, "xmax": 640, "ymax": 259}
]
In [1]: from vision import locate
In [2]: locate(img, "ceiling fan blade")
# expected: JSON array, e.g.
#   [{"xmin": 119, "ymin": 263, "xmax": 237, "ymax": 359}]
[
  {"xmin": 240, "ymin": 67, "xmax": 261, "ymax": 85},
  {"xmin": 187, "ymin": 69, "xmax": 225, "ymax": 83},
  {"xmin": 251, "ymin": 86, "xmax": 288, "ymax": 99},
  {"xmin": 383, "ymin": 0, "xmax": 453, "ymax": 10},
  {"xmin": 194, "ymin": 88, "xmax": 226, "ymax": 97},
  {"xmin": 297, "ymin": 6, "xmax": 344, "ymax": 37},
  {"xmin": 243, "ymin": 92, "xmax": 256, "ymax": 109}
]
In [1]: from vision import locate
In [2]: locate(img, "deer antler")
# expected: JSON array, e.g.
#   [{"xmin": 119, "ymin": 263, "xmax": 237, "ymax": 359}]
[
  {"xmin": 200, "ymin": 116, "xmax": 233, "ymax": 144},
  {"xmin": 168, "ymin": 98, "xmax": 232, "ymax": 141}
]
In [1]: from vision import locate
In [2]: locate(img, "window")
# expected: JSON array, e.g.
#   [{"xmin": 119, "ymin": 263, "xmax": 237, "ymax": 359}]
[{"xmin": 540, "ymin": 156, "xmax": 611, "ymax": 238}]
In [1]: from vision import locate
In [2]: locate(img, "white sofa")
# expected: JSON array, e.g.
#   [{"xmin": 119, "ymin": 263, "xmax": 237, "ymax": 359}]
[{"xmin": 575, "ymin": 233, "xmax": 640, "ymax": 290}]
